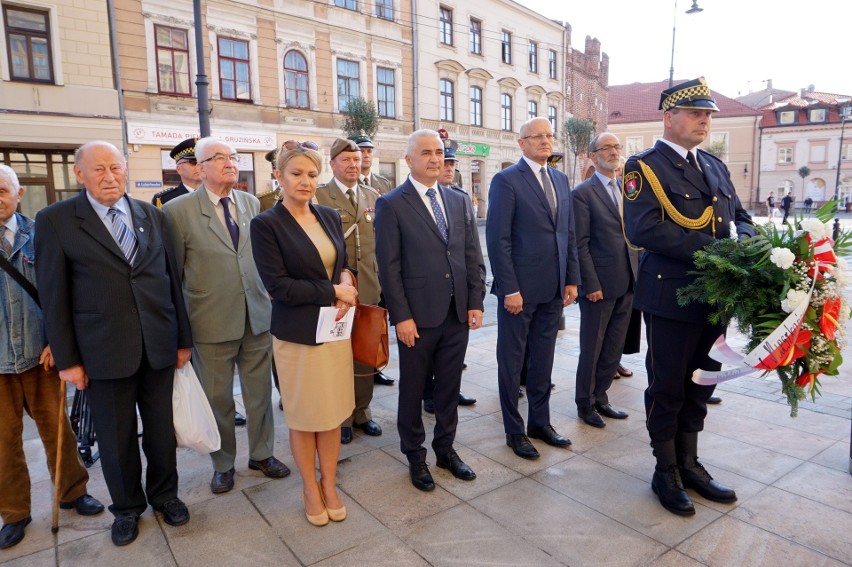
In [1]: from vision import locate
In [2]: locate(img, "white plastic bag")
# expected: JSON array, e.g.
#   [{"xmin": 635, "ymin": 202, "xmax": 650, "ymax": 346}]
[{"xmin": 172, "ymin": 363, "xmax": 221, "ymax": 453}]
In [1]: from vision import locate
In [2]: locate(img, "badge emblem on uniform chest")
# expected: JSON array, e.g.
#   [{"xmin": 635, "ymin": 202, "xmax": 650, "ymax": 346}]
[{"xmin": 623, "ymin": 171, "xmax": 642, "ymax": 200}]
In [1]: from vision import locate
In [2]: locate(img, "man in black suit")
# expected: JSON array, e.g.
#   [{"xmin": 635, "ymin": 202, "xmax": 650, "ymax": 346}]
[
  {"xmin": 623, "ymin": 78, "xmax": 755, "ymax": 516},
  {"xmin": 375, "ymin": 130, "xmax": 485, "ymax": 491},
  {"xmin": 572, "ymin": 132, "xmax": 637, "ymax": 428},
  {"xmin": 486, "ymin": 117, "xmax": 580, "ymax": 460},
  {"xmin": 35, "ymin": 141, "xmax": 194, "ymax": 546}
]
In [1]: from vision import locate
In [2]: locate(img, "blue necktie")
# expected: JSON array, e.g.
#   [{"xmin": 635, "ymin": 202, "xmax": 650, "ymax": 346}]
[
  {"xmin": 107, "ymin": 207, "xmax": 138, "ymax": 265},
  {"xmin": 426, "ymin": 188, "xmax": 448, "ymax": 243},
  {"xmin": 220, "ymin": 197, "xmax": 239, "ymax": 250}
]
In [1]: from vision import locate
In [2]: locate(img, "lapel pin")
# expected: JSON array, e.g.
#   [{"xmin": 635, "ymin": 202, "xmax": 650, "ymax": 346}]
[{"xmin": 139, "ymin": 227, "xmax": 144, "ymax": 232}]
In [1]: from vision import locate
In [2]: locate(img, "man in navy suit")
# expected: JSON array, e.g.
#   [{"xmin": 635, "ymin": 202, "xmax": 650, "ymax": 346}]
[
  {"xmin": 486, "ymin": 117, "xmax": 580, "ymax": 460},
  {"xmin": 572, "ymin": 132, "xmax": 637, "ymax": 428},
  {"xmin": 35, "ymin": 141, "xmax": 193, "ymax": 546},
  {"xmin": 375, "ymin": 130, "xmax": 485, "ymax": 491}
]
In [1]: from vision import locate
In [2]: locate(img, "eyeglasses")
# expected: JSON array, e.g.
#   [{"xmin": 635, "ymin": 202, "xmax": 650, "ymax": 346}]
[
  {"xmin": 591, "ymin": 144, "xmax": 622, "ymax": 153},
  {"xmin": 200, "ymin": 153, "xmax": 239, "ymax": 164},
  {"xmin": 282, "ymin": 140, "xmax": 319, "ymax": 151},
  {"xmin": 520, "ymin": 134, "xmax": 555, "ymax": 141},
  {"xmin": 176, "ymin": 158, "xmax": 197, "ymax": 166}
]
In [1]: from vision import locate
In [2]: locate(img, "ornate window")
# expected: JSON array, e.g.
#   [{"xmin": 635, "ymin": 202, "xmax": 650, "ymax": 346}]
[
  {"xmin": 3, "ymin": 6, "xmax": 53, "ymax": 82},
  {"xmin": 217, "ymin": 37, "xmax": 251, "ymax": 101},
  {"xmin": 155, "ymin": 26, "xmax": 190, "ymax": 95},
  {"xmin": 284, "ymin": 51, "xmax": 309, "ymax": 109}
]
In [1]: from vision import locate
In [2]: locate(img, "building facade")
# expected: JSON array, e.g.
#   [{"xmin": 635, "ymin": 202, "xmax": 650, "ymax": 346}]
[
  {"xmin": 607, "ymin": 79, "xmax": 761, "ymax": 209},
  {"xmin": 751, "ymin": 89, "xmax": 852, "ymax": 210},
  {"xmin": 414, "ymin": 0, "xmax": 567, "ymax": 217},
  {"xmin": 0, "ymin": 0, "xmax": 122, "ymax": 215},
  {"xmin": 114, "ymin": 0, "xmax": 414, "ymax": 200}
]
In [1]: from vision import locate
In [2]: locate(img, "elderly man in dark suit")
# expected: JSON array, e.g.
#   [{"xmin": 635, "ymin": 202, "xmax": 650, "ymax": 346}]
[
  {"xmin": 35, "ymin": 141, "xmax": 193, "ymax": 546},
  {"xmin": 572, "ymin": 132, "xmax": 637, "ymax": 428},
  {"xmin": 375, "ymin": 129, "xmax": 485, "ymax": 491},
  {"xmin": 486, "ymin": 117, "xmax": 580, "ymax": 461}
]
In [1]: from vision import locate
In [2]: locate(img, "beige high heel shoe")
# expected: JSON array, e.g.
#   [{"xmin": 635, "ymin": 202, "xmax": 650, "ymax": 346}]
[
  {"xmin": 305, "ymin": 483, "xmax": 329, "ymax": 526},
  {"xmin": 317, "ymin": 480, "xmax": 346, "ymax": 522}
]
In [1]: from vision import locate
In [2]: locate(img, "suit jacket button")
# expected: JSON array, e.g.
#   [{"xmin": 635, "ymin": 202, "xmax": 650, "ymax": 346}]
[
  {"xmin": 657, "ymin": 274, "xmax": 662, "ymax": 279},
  {"xmin": 685, "ymin": 193, "xmax": 690, "ymax": 198},
  {"xmin": 717, "ymin": 216, "xmax": 723, "ymax": 222},
  {"xmin": 712, "ymin": 196, "xmax": 718, "ymax": 202},
  {"xmin": 445, "ymin": 274, "xmax": 450, "ymax": 279},
  {"xmin": 447, "ymin": 251, "xmax": 451, "ymax": 256}
]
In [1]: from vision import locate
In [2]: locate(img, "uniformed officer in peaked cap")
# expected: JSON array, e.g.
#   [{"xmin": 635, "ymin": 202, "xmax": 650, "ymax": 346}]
[
  {"xmin": 350, "ymin": 131, "xmax": 393, "ymax": 197},
  {"xmin": 152, "ymin": 138, "xmax": 201, "ymax": 208},
  {"xmin": 622, "ymin": 77, "xmax": 755, "ymax": 516}
]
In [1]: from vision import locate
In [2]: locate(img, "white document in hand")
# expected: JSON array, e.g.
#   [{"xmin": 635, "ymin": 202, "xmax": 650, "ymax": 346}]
[{"xmin": 315, "ymin": 306, "xmax": 355, "ymax": 343}]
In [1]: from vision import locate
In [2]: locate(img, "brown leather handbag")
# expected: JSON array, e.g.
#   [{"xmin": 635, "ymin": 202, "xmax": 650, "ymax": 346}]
[
  {"xmin": 351, "ymin": 303, "xmax": 389, "ymax": 372},
  {"xmin": 343, "ymin": 270, "xmax": 389, "ymax": 373}
]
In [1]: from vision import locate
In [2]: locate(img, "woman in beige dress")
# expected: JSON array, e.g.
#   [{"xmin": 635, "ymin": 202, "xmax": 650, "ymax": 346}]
[{"xmin": 250, "ymin": 144, "xmax": 357, "ymax": 526}]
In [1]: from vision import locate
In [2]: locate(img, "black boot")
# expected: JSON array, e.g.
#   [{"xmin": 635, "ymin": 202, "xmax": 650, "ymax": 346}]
[
  {"xmin": 676, "ymin": 432, "xmax": 737, "ymax": 503},
  {"xmin": 651, "ymin": 440, "xmax": 695, "ymax": 516}
]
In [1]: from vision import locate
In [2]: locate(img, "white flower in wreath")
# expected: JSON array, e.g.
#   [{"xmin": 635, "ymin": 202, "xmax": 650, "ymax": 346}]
[
  {"xmin": 799, "ymin": 217, "xmax": 829, "ymax": 240},
  {"xmin": 769, "ymin": 247, "xmax": 796, "ymax": 270},
  {"xmin": 729, "ymin": 221, "xmax": 738, "ymax": 240},
  {"xmin": 781, "ymin": 288, "xmax": 809, "ymax": 313}
]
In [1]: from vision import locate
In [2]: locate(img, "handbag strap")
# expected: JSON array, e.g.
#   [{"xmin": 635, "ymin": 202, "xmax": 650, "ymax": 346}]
[{"xmin": 0, "ymin": 253, "xmax": 40, "ymax": 308}]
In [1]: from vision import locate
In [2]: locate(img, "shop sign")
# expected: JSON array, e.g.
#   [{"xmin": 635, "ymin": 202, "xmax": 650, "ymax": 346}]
[
  {"xmin": 128, "ymin": 123, "xmax": 276, "ymax": 151},
  {"xmin": 455, "ymin": 141, "xmax": 490, "ymax": 157}
]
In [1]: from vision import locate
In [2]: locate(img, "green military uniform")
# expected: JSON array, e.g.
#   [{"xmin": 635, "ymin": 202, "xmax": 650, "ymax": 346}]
[
  {"xmin": 314, "ymin": 178, "xmax": 381, "ymax": 426},
  {"xmin": 362, "ymin": 173, "xmax": 393, "ymax": 195},
  {"xmin": 256, "ymin": 187, "xmax": 280, "ymax": 212}
]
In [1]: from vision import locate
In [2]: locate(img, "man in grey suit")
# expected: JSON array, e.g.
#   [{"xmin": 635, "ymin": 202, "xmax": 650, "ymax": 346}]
[
  {"xmin": 163, "ymin": 137, "xmax": 288, "ymax": 495},
  {"xmin": 573, "ymin": 132, "xmax": 637, "ymax": 427}
]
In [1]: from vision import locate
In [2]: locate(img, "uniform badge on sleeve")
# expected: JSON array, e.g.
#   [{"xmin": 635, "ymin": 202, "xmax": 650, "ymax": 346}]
[{"xmin": 623, "ymin": 171, "xmax": 642, "ymax": 200}]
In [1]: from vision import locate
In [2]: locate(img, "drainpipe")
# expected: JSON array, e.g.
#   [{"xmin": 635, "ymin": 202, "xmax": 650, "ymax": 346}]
[{"xmin": 106, "ymin": 0, "xmax": 128, "ymax": 161}]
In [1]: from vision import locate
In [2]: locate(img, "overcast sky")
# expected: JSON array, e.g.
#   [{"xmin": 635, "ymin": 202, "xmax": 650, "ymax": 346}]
[{"xmin": 516, "ymin": 0, "xmax": 849, "ymax": 99}]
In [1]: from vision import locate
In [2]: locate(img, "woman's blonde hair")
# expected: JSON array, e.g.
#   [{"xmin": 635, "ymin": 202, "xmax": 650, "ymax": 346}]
[{"xmin": 276, "ymin": 146, "xmax": 323, "ymax": 174}]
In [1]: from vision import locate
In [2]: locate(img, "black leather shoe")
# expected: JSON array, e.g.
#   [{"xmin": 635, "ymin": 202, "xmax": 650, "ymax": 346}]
[
  {"xmin": 506, "ymin": 434, "xmax": 540, "ymax": 460},
  {"xmin": 578, "ymin": 406, "xmax": 606, "ymax": 428},
  {"xmin": 680, "ymin": 458, "xmax": 737, "ymax": 503},
  {"xmin": 527, "ymin": 425, "xmax": 572, "ymax": 447},
  {"xmin": 210, "ymin": 468, "xmax": 235, "ymax": 494},
  {"xmin": 234, "ymin": 412, "xmax": 246, "ymax": 426},
  {"xmin": 458, "ymin": 393, "xmax": 477, "ymax": 406},
  {"xmin": 0, "ymin": 517, "xmax": 31, "ymax": 549},
  {"xmin": 248, "ymin": 456, "xmax": 290, "ymax": 478},
  {"xmin": 111, "ymin": 513, "xmax": 140, "ymax": 546},
  {"xmin": 652, "ymin": 466, "xmax": 695, "ymax": 516},
  {"xmin": 353, "ymin": 420, "xmax": 382, "ymax": 436},
  {"xmin": 340, "ymin": 426, "xmax": 353, "ymax": 444},
  {"xmin": 154, "ymin": 498, "xmax": 190, "ymax": 526},
  {"xmin": 613, "ymin": 372, "xmax": 621, "ymax": 380},
  {"xmin": 59, "ymin": 494, "xmax": 105, "ymax": 516},
  {"xmin": 374, "ymin": 372, "xmax": 395, "ymax": 386},
  {"xmin": 436, "ymin": 449, "xmax": 476, "ymax": 480},
  {"xmin": 409, "ymin": 462, "xmax": 435, "ymax": 491},
  {"xmin": 616, "ymin": 364, "xmax": 633, "ymax": 377},
  {"xmin": 595, "ymin": 403, "xmax": 628, "ymax": 420},
  {"xmin": 706, "ymin": 395, "xmax": 722, "ymax": 405},
  {"xmin": 423, "ymin": 398, "xmax": 435, "ymax": 414}
]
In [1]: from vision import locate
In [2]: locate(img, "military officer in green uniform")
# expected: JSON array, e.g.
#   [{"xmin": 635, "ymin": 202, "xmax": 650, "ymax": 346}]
[
  {"xmin": 622, "ymin": 77, "xmax": 755, "ymax": 516},
  {"xmin": 314, "ymin": 138, "xmax": 384, "ymax": 444},
  {"xmin": 256, "ymin": 148, "xmax": 280, "ymax": 212},
  {"xmin": 152, "ymin": 138, "xmax": 201, "ymax": 208},
  {"xmin": 350, "ymin": 132, "xmax": 393, "ymax": 196}
]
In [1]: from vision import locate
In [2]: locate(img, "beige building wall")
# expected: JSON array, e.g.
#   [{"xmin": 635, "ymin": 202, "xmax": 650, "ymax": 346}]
[
  {"xmin": 415, "ymin": 0, "xmax": 566, "ymax": 217},
  {"xmin": 116, "ymin": 0, "xmax": 414, "ymax": 201}
]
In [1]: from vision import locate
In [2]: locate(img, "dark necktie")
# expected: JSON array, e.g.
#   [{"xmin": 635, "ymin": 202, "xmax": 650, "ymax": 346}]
[
  {"xmin": 686, "ymin": 152, "xmax": 701, "ymax": 172},
  {"xmin": 107, "ymin": 207, "xmax": 138, "ymax": 265},
  {"xmin": 220, "ymin": 197, "xmax": 239, "ymax": 250},
  {"xmin": 346, "ymin": 188, "xmax": 357, "ymax": 210},
  {"xmin": 425, "ymin": 188, "xmax": 448, "ymax": 243},
  {"xmin": 0, "ymin": 226, "xmax": 10, "ymax": 256},
  {"xmin": 539, "ymin": 167, "xmax": 557, "ymax": 220}
]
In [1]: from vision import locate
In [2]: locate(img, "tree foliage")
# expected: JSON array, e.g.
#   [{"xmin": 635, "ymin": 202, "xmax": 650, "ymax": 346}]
[
  {"xmin": 704, "ymin": 140, "xmax": 727, "ymax": 159},
  {"xmin": 562, "ymin": 117, "xmax": 595, "ymax": 184},
  {"xmin": 341, "ymin": 97, "xmax": 380, "ymax": 139},
  {"xmin": 798, "ymin": 165, "xmax": 811, "ymax": 194}
]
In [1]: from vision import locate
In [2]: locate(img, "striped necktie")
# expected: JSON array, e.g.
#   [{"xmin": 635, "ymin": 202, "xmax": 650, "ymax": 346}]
[{"xmin": 107, "ymin": 207, "xmax": 138, "ymax": 265}]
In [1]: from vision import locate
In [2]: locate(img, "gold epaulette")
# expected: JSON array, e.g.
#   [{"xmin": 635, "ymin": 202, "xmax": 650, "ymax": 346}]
[{"xmin": 637, "ymin": 159, "xmax": 716, "ymax": 236}]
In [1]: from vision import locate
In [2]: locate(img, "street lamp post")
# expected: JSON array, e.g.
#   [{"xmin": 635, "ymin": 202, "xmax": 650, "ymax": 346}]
[
  {"xmin": 669, "ymin": 0, "xmax": 703, "ymax": 88},
  {"xmin": 193, "ymin": 0, "xmax": 211, "ymax": 137},
  {"xmin": 833, "ymin": 106, "xmax": 850, "ymax": 204}
]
